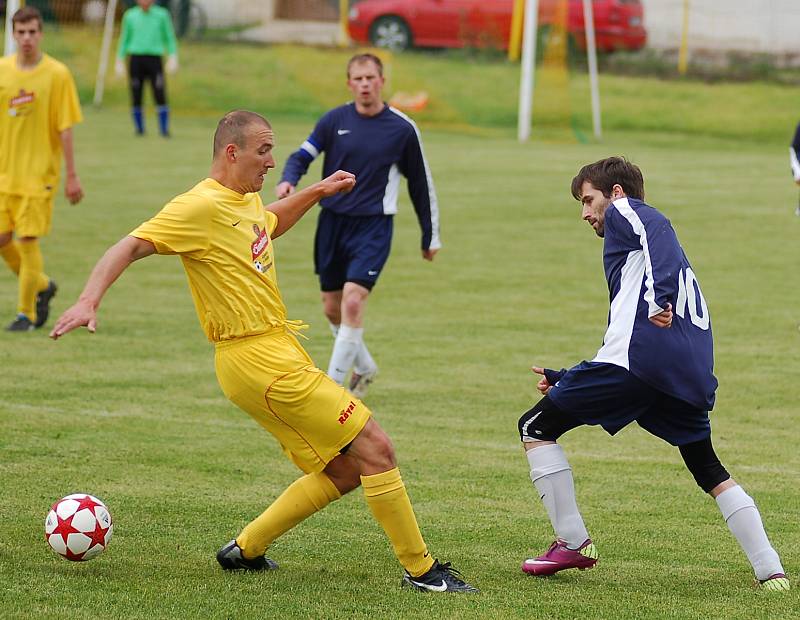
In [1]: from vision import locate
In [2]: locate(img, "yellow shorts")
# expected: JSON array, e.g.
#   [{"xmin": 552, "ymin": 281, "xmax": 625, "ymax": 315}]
[
  {"xmin": 0, "ymin": 193, "xmax": 54, "ymax": 237},
  {"xmin": 214, "ymin": 330, "xmax": 371, "ymax": 473}
]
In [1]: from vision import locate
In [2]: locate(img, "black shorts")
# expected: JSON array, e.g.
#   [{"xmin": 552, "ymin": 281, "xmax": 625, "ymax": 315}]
[
  {"xmin": 314, "ymin": 209, "xmax": 393, "ymax": 292},
  {"xmin": 547, "ymin": 361, "xmax": 711, "ymax": 446},
  {"xmin": 129, "ymin": 55, "xmax": 166, "ymax": 106}
]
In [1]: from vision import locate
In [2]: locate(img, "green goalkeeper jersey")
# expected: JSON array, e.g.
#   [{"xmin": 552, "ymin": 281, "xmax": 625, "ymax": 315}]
[{"xmin": 117, "ymin": 5, "xmax": 178, "ymax": 58}]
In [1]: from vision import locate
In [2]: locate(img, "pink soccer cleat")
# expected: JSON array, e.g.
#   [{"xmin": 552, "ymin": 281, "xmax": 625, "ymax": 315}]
[{"xmin": 522, "ymin": 538, "xmax": 598, "ymax": 576}]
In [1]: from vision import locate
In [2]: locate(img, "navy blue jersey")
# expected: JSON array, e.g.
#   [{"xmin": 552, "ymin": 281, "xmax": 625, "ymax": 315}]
[
  {"xmin": 790, "ymin": 121, "xmax": 800, "ymax": 181},
  {"xmin": 593, "ymin": 197, "xmax": 717, "ymax": 410},
  {"xmin": 279, "ymin": 103, "xmax": 440, "ymax": 251}
]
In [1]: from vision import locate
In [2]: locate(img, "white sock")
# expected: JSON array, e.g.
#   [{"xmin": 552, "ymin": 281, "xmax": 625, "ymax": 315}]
[
  {"xmin": 327, "ymin": 324, "xmax": 362, "ymax": 385},
  {"xmin": 331, "ymin": 322, "xmax": 377, "ymax": 376},
  {"xmin": 715, "ymin": 485, "xmax": 784, "ymax": 581},
  {"xmin": 527, "ymin": 444, "xmax": 589, "ymax": 548},
  {"xmin": 353, "ymin": 339, "xmax": 377, "ymax": 375}
]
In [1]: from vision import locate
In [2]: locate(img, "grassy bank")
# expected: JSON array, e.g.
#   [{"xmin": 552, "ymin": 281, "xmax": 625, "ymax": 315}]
[{"xmin": 38, "ymin": 26, "xmax": 800, "ymax": 144}]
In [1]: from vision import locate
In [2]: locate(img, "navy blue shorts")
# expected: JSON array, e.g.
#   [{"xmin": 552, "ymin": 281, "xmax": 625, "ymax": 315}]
[
  {"xmin": 547, "ymin": 361, "xmax": 711, "ymax": 446},
  {"xmin": 314, "ymin": 209, "xmax": 393, "ymax": 292}
]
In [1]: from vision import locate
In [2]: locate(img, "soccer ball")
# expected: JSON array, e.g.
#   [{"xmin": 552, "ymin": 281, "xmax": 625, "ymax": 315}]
[{"xmin": 45, "ymin": 494, "xmax": 113, "ymax": 561}]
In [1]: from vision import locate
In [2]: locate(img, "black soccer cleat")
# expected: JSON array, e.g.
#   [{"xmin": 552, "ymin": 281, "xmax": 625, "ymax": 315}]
[
  {"xmin": 216, "ymin": 539, "xmax": 278, "ymax": 571},
  {"xmin": 34, "ymin": 280, "xmax": 57, "ymax": 328},
  {"xmin": 402, "ymin": 559, "xmax": 478, "ymax": 593},
  {"xmin": 6, "ymin": 314, "xmax": 35, "ymax": 332}
]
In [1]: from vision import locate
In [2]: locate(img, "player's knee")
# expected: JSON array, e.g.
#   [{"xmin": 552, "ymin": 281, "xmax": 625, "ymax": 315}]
[
  {"xmin": 0, "ymin": 231, "xmax": 11, "ymax": 247},
  {"xmin": 367, "ymin": 432, "xmax": 396, "ymax": 469},
  {"xmin": 341, "ymin": 295, "xmax": 363, "ymax": 321},
  {"xmin": 679, "ymin": 437, "xmax": 730, "ymax": 493},
  {"xmin": 518, "ymin": 396, "xmax": 579, "ymax": 443},
  {"xmin": 349, "ymin": 419, "xmax": 397, "ymax": 471}
]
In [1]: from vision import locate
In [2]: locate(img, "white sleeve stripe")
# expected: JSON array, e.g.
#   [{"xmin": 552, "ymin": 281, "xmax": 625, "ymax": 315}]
[
  {"xmin": 301, "ymin": 140, "xmax": 320, "ymax": 159},
  {"xmin": 790, "ymin": 147, "xmax": 800, "ymax": 181},
  {"xmin": 613, "ymin": 198, "xmax": 661, "ymax": 317},
  {"xmin": 388, "ymin": 106, "xmax": 441, "ymax": 249},
  {"xmin": 593, "ymin": 249, "xmax": 644, "ymax": 369},
  {"xmin": 382, "ymin": 164, "xmax": 401, "ymax": 215}
]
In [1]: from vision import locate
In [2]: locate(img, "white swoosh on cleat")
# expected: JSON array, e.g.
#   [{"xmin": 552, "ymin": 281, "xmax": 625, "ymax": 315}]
[
  {"xmin": 524, "ymin": 560, "xmax": 558, "ymax": 566},
  {"xmin": 417, "ymin": 580, "xmax": 448, "ymax": 592}
]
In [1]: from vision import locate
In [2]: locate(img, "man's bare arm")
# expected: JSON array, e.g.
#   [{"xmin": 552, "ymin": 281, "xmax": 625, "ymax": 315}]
[
  {"xmin": 50, "ymin": 236, "xmax": 156, "ymax": 339},
  {"xmin": 266, "ymin": 170, "xmax": 355, "ymax": 238},
  {"xmin": 59, "ymin": 127, "xmax": 84, "ymax": 205}
]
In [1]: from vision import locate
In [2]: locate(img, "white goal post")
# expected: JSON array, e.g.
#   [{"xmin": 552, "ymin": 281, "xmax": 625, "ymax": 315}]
[
  {"xmin": 517, "ymin": 0, "xmax": 602, "ymax": 142},
  {"xmin": 93, "ymin": 0, "xmax": 119, "ymax": 106},
  {"xmin": 4, "ymin": 0, "xmax": 22, "ymax": 56}
]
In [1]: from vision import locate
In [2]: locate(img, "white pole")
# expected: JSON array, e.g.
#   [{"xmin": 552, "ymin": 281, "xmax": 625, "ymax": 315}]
[
  {"xmin": 517, "ymin": 0, "xmax": 539, "ymax": 142},
  {"xmin": 93, "ymin": 0, "xmax": 119, "ymax": 107},
  {"xmin": 583, "ymin": 0, "xmax": 601, "ymax": 139},
  {"xmin": 4, "ymin": 0, "xmax": 22, "ymax": 56}
]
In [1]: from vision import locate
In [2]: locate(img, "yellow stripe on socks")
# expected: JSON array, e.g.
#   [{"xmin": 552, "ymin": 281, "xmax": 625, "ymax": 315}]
[
  {"xmin": 17, "ymin": 240, "xmax": 48, "ymax": 321},
  {"xmin": 236, "ymin": 471, "xmax": 341, "ymax": 560},
  {"xmin": 361, "ymin": 467, "xmax": 434, "ymax": 578}
]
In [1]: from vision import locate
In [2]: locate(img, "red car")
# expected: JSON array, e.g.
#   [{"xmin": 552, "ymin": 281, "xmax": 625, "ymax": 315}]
[{"xmin": 348, "ymin": 0, "xmax": 646, "ymax": 53}]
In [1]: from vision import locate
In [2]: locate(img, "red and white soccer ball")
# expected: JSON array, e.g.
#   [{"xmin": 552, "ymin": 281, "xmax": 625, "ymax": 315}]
[{"xmin": 45, "ymin": 494, "xmax": 113, "ymax": 561}]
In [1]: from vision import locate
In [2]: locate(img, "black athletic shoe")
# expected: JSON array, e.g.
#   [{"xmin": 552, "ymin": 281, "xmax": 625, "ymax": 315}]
[
  {"xmin": 34, "ymin": 280, "xmax": 57, "ymax": 328},
  {"xmin": 6, "ymin": 314, "xmax": 35, "ymax": 332},
  {"xmin": 402, "ymin": 560, "xmax": 478, "ymax": 593},
  {"xmin": 216, "ymin": 539, "xmax": 278, "ymax": 571}
]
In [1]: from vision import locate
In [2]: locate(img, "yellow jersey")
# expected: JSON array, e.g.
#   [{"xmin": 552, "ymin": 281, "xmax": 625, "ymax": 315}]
[
  {"xmin": 0, "ymin": 53, "xmax": 83, "ymax": 198},
  {"xmin": 131, "ymin": 178, "xmax": 291, "ymax": 342}
]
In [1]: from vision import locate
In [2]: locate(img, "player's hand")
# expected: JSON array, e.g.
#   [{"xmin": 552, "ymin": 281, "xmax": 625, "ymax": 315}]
[
  {"xmin": 531, "ymin": 366, "xmax": 554, "ymax": 395},
  {"xmin": 65, "ymin": 175, "xmax": 84, "ymax": 205},
  {"xmin": 318, "ymin": 170, "xmax": 356, "ymax": 198},
  {"xmin": 649, "ymin": 302, "xmax": 673, "ymax": 328},
  {"xmin": 275, "ymin": 181, "xmax": 296, "ymax": 199},
  {"xmin": 50, "ymin": 300, "xmax": 97, "ymax": 340},
  {"xmin": 114, "ymin": 57, "xmax": 125, "ymax": 78},
  {"xmin": 166, "ymin": 54, "xmax": 179, "ymax": 75},
  {"xmin": 422, "ymin": 248, "xmax": 438, "ymax": 261}
]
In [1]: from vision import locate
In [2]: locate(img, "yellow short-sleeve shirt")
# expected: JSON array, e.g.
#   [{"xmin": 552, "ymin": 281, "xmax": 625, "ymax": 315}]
[
  {"xmin": 131, "ymin": 178, "xmax": 290, "ymax": 342},
  {"xmin": 0, "ymin": 54, "xmax": 83, "ymax": 198}
]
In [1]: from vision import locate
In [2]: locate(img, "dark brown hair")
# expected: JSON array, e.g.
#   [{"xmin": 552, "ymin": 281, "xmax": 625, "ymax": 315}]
[
  {"xmin": 12, "ymin": 6, "xmax": 43, "ymax": 30},
  {"xmin": 347, "ymin": 53, "xmax": 383, "ymax": 78},
  {"xmin": 571, "ymin": 156, "xmax": 645, "ymax": 201},
  {"xmin": 213, "ymin": 110, "xmax": 271, "ymax": 157}
]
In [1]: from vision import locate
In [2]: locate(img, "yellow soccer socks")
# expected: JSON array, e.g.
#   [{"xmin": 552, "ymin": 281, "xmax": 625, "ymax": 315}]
[
  {"xmin": 16, "ymin": 240, "xmax": 48, "ymax": 321},
  {"xmin": 0, "ymin": 240, "xmax": 21, "ymax": 275},
  {"xmin": 236, "ymin": 471, "xmax": 341, "ymax": 559},
  {"xmin": 361, "ymin": 468, "xmax": 434, "ymax": 578}
]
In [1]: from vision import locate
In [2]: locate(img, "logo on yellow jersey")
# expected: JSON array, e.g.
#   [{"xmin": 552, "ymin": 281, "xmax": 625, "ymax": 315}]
[
  {"xmin": 251, "ymin": 224, "xmax": 272, "ymax": 274},
  {"xmin": 8, "ymin": 89, "xmax": 35, "ymax": 117}
]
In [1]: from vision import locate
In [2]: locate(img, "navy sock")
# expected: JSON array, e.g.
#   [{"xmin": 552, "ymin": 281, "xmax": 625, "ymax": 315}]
[
  {"xmin": 158, "ymin": 105, "xmax": 169, "ymax": 136},
  {"xmin": 132, "ymin": 107, "xmax": 144, "ymax": 134}
]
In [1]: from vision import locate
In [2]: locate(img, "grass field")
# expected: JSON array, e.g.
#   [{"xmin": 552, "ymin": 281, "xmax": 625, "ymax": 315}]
[{"xmin": 1, "ymin": 31, "xmax": 799, "ymax": 620}]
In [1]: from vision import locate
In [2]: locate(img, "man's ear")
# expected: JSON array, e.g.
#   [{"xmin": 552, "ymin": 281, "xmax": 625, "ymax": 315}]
[{"xmin": 611, "ymin": 184, "xmax": 625, "ymax": 199}]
